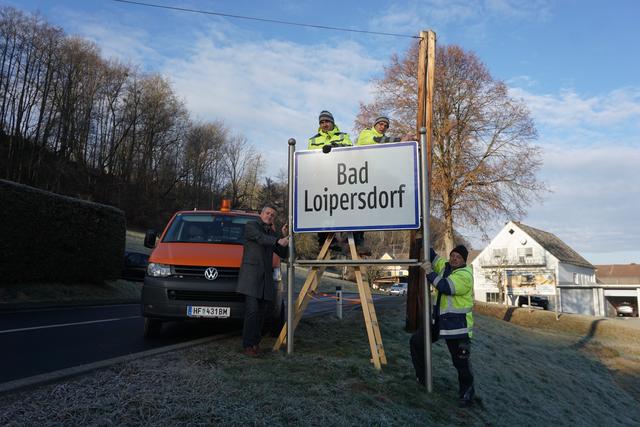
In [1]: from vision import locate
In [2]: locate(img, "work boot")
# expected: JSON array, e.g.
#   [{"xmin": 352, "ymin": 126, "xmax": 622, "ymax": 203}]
[
  {"xmin": 243, "ymin": 346, "xmax": 258, "ymax": 357},
  {"xmin": 458, "ymin": 385, "xmax": 475, "ymax": 407}
]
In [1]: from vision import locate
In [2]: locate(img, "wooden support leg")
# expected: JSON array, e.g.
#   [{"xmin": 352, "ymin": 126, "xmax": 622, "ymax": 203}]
[
  {"xmin": 359, "ymin": 266, "xmax": 388, "ymax": 365},
  {"xmin": 346, "ymin": 232, "xmax": 384, "ymax": 370},
  {"xmin": 273, "ymin": 233, "xmax": 332, "ymax": 351}
]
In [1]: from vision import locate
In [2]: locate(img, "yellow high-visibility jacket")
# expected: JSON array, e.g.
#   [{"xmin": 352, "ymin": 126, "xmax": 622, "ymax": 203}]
[
  {"xmin": 430, "ymin": 250, "xmax": 474, "ymax": 339},
  {"xmin": 356, "ymin": 128, "xmax": 383, "ymax": 146},
  {"xmin": 308, "ymin": 125, "xmax": 352, "ymax": 150}
]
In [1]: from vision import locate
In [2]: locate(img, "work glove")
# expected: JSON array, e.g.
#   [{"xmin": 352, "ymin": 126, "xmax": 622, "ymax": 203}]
[{"xmin": 419, "ymin": 260, "xmax": 432, "ymax": 274}]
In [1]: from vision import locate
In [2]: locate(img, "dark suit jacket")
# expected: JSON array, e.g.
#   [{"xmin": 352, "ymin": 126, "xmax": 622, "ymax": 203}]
[{"xmin": 236, "ymin": 220, "xmax": 288, "ymax": 301}]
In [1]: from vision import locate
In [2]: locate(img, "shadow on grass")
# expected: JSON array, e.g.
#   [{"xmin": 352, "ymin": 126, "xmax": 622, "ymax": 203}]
[
  {"xmin": 572, "ymin": 318, "xmax": 606, "ymax": 350},
  {"xmin": 502, "ymin": 306, "xmax": 517, "ymax": 322}
]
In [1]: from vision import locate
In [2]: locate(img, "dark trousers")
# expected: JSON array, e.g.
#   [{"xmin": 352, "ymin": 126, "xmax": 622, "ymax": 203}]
[
  {"xmin": 242, "ymin": 295, "xmax": 267, "ymax": 348},
  {"xmin": 410, "ymin": 328, "xmax": 474, "ymax": 395},
  {"xmin": 353, "ymin": 231, "xmax": 365, "ymax": 246}
]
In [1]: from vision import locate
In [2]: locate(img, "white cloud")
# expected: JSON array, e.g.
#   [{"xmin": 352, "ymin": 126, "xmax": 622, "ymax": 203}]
[
  {"xmin": 530, "ymin": 144, "xmax": 640, "ymax": 247},
  {"xmin": 53, "ymin": 9, "xmax": 161, "ymax": 67},
  {"xmin": 164, "ymin": 28, "xmax": 382, "ymax": 174},
  {"xmin": 369, "ymin": 0, "xmax": 552, "ymax": 42},
  {"xmin": 510, "ymin": 86, "xmax": 640, "ymax": 129},
  {"xmin": 468, "ymin": 142, "xmax": 640, "ymax": 264},
  {"xmin": 466, "ymin": 85, "xmax": 640, "ymax": 263}
]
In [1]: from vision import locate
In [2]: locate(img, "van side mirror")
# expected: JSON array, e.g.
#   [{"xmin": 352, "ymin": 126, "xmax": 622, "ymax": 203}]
[{"xmin": 144, "ymin": 229, "xmax": 158, "ymax": 248}]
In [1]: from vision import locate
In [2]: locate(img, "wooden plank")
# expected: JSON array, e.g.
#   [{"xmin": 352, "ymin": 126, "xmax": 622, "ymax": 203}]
[
  {"xmin": 359, "ymin": 266, "xmax": 387, "ymax": 365},
  {"xmin": 273, "ymin": 233, "xmax": 331, "ymax": 351},
  {"xmin": 347, "ymin": 233, "xmax": 382, "ymax": 370}
]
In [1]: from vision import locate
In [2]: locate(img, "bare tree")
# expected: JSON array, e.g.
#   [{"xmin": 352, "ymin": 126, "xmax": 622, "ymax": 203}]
[
  {"xmin": 357, "ymin": 43, "xmax": 545, "ymax": 253},
  {"xmin": 0, "ymin": 6, "xmax": 292, "ymax": 231},
  {"xmin": 223, "ymin": 135, "xmax": 261, "ymax": 208},
  {"xmin": 183, "ymin": 120, "xmax": 228, "ymax": 208}
]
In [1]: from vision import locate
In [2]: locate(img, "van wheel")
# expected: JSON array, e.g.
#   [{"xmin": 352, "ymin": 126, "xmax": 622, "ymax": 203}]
[
  {"xmin": 144, "ymin": 317, "xmax": 162, "ymax": 338},
  {"xmin": 270, "ymin": 302, "xmax": 286, "ymax": 337}
]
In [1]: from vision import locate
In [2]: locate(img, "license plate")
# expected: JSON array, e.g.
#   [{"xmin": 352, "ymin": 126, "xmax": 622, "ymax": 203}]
[{"xmin": 187, "ymin": 306, "xmax": 230, "ymax": 318}]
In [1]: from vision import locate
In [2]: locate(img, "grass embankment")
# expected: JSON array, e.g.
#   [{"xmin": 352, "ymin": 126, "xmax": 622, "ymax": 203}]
[
  {"xmin": 0, "ymin": 230, "xmax": 149, "ymax": 309},
  {"xmin": 1, "ymin": 301, "xmax": 639, "ymax": 425}
]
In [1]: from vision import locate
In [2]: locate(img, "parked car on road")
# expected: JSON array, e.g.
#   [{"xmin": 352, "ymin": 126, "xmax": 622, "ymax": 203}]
[
  {"xmin": 389, "ymin": 283, "xmax": 408, "ymax": 296},
  {"xmin": 615, "ymin": 301, "xmax": 636, "ymax": 317},
  {"xmin": 121, "ymin": 251, "xmax": 149, "ymax": 282},
  {"xmin": 141, "ymin": 207, "xmax": 285, "ymax": 338},
  {"xmin": 517, "ymin": 295, "xmax": 549, "ymax": 310}
]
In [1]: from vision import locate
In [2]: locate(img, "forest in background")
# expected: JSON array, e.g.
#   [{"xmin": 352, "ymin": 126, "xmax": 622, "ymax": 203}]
[{"xmin": 0, "ymin": 6, "xmax": 285, "ymax": 230}]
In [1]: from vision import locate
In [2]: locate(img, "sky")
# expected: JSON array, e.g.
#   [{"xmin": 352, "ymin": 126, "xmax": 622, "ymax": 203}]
[{"xmin": 11, "ymin": 0, "xmax": 640, "ymax": 265}]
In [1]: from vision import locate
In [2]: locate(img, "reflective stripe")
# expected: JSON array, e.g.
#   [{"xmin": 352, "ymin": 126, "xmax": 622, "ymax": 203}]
[
  {"xmin": 445, "ymin": 277, "xmax": 456, "ymax": 295},
  {"xmin": 309, "ymin": 138, "xmax": 324, "ymax": 146},
  {"xmin": 441, "ymin": 306, "xmax": 472, "ymax": 314},
  {"xmin": 440, "ymin": 327, "xmax": 469, "ymax": 336},
  {"xmin": 434, "ymin": 275, "xmax": 443, "ymax": 288}
]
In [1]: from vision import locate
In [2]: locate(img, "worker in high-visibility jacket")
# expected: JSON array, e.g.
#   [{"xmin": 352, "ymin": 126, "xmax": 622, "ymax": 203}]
[
  {"xmin": 308, "ymin": 110, "xmax": 352, "ymax": 253},
  {"xmin": 355, "ymin": 116, "xmax": 401, "ymax": 146},
  {"xmin": 410, "ymin": 244, "xmax": 475, "ymax": 407},
  {"xmin": 307, "ymin": 110, "xmax": 352, "ymax": 150}
]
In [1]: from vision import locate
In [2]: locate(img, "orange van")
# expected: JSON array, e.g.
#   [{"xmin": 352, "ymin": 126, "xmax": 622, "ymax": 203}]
[{"xmin": 141, "ymin": 209, "xmax": 285, "ymax": 338}]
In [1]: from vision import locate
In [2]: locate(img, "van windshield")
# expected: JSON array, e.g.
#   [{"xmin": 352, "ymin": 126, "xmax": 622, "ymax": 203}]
[{"xmin": 162, "ymin": 213, "xmax": 256, "ymax": 245}]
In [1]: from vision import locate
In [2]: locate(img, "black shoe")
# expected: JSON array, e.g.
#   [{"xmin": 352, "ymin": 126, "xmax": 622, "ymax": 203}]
[{"xmin": 458, "ymin": 386, "xmax": 475, "ymax": 407}]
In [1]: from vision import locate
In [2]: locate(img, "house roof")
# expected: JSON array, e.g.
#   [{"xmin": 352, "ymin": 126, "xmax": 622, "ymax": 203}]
[
  {"xmin": 514, "ymin": 222, "xmax": 595, "ymax": 269},
  {"xmin": 595, "ymin": 264, "xmax": 640, "ymax": 284}
]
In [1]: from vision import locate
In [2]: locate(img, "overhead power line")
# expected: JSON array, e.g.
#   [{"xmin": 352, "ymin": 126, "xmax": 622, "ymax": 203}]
[{"xmin": 112, "ymin": 0, "xmax": 421, "ymax": 39}]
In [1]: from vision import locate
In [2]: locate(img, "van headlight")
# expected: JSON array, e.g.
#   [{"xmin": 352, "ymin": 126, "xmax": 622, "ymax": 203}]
[
  {"xmin": 273, "ymin": 267, "xmax": 282, "ymax": 281},
  {"xmin": 147, "ymin": 263, "xmax": 171, "ymax": 277}
]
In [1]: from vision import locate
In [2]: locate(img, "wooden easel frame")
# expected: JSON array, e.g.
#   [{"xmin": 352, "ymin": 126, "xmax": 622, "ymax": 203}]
[{"xmin": 273, "ymin": 231, "xmax": 387, "ymax": 370}]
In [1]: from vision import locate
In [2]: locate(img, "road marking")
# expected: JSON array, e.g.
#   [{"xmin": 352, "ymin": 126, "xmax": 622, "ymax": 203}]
[{"xmin": 0, "ymin": 316, "xmax": 141, "ymax": 334}]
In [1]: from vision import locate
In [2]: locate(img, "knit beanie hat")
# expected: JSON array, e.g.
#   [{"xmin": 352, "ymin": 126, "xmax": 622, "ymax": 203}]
[
  {"xmin": 450, "ymin": 245, "xmax": 469, "ymax": 262},
  {"xmin": 374, "ymin": 116, "xmax": 390, "ymax": 127},
  {"xmin": 319, "ymin": 110, "xmax": 334, "ymax": 124}
]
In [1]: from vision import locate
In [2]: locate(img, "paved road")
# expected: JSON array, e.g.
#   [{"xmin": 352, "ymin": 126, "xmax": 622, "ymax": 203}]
[{"xmin": 0, "ymin": 293, "xmax": 397, "ymax": 384}]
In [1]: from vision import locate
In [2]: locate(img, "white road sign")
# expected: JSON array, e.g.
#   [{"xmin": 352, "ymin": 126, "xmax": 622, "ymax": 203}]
[{"xmin": 293, "ymin": 141, "xmax": 420, "ymax": 233}]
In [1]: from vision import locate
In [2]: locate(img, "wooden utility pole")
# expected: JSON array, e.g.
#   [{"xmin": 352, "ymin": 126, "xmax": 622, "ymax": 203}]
[{"xmin": 406, "ymin": 30, "xmax": 436, "ymax": 331}]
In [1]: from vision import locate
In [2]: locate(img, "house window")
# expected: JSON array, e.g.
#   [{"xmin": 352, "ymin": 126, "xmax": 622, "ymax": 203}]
[
  {"xmin": 517, "ymin": 247, "xmax": 533, "ymax": 257},
  {"xmin": 486, "ymin": 292, "xmax": 500, "ymax": 303},
  {"xmin": 493, "ymin": 248, "xmax": 507, "ymax": 258}
]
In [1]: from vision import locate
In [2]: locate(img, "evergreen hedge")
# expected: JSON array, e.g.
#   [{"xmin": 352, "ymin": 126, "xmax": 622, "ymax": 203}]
[{"xmin": 0, "ymin": 179, "xmax": 125, "ymax": 284}]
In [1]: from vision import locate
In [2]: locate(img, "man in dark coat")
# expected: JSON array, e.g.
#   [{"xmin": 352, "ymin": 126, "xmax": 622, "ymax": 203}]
[{"xmin": 237, "ymin": 205, "xmax": 289, "ymax": 356}]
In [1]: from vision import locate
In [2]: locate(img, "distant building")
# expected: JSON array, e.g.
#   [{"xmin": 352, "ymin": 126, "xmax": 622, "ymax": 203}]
[
  {"xmin": 472, "ymin": 221, "xmax": 601, "ymax": 315},
  {"xmin": 372, "ymin": 252, "xmax": 408, "ymax": 290},
  {"xmin": 595, "ymin": 264, "xmax": 640, "ymax": 317}
]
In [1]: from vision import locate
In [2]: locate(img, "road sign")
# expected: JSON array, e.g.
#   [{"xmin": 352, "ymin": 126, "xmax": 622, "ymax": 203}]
[{"xmin": 293, "ymin": 141, "xmax": 420, "ymax": 233}]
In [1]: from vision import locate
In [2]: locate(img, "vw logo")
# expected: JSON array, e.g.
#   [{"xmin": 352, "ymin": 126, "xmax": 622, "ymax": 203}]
[{"xmin": 204, "ymin": 267, "xmax": 219, "ymax": 281}]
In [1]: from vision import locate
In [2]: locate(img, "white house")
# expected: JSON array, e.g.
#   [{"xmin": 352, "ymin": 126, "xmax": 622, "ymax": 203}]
[
  {"xmin": 372, "ymin": 252, "xmax": 409, "ymax": 289},
  {"xmin": 472, "ymin": 221, "xmax": 599, "ymax": 315}
]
